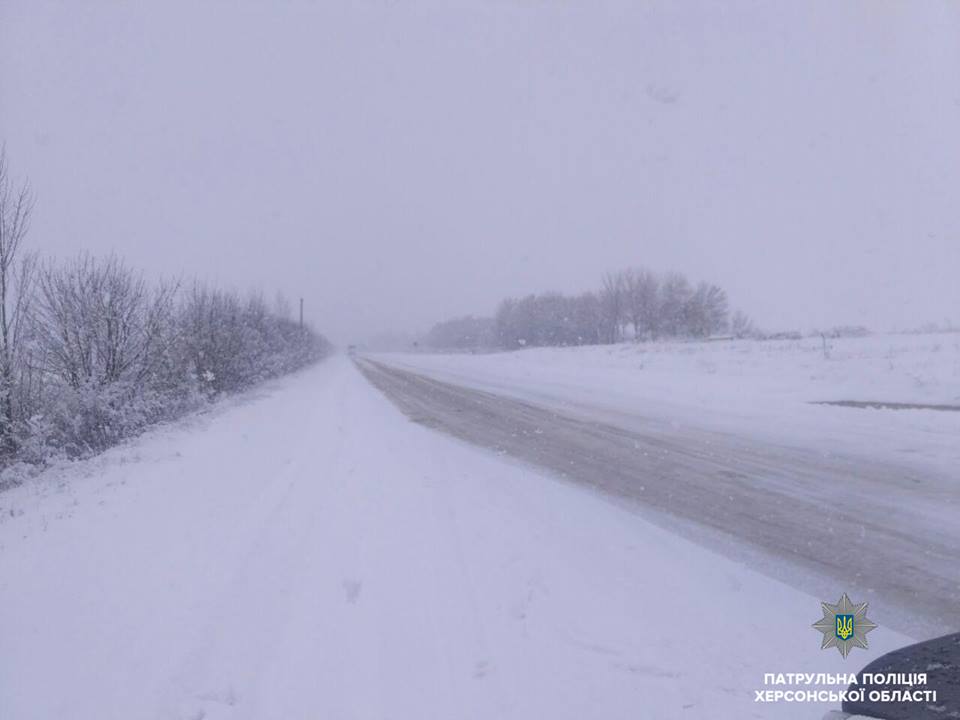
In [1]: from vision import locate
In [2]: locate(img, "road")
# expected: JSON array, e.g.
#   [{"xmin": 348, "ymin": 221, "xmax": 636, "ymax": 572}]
[{"xmin": 357, "ymin": 357, "xmax": 960, "ymax": 639}]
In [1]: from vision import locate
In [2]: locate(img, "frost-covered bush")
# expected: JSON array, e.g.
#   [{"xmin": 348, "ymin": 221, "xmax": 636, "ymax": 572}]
[
  {"xmin": 0, "ymin": 253, "xmax": 330, "ymax": 479},
  {"xmin": 177, "ymin": 284, "xmax": 327, "ymax": 396}
]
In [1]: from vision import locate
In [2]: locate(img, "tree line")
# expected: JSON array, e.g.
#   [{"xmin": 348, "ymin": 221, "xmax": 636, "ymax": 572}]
[
  {"xmin": 0, "ymin": 151, "xmax": 330, "ymax": 478},
  {"xmin": 424, "ymin": 268, "xmax": 756, "ymax": 351}
]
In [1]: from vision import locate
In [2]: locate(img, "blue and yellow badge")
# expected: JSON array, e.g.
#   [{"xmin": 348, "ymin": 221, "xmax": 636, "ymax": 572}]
[
  {"xmin": 812, "ymin": 593, "xmax": 877, "ymax": 658},
  {"xmin": 835, "ymin": 614, "xmax": 854, "ymax": 641}
]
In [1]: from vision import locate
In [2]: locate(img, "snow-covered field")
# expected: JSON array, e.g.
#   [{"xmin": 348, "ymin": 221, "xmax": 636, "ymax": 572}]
[
  {"xmin": 378, "ymin": 331, "xmax": 960, "ymax": 478},
  {"xmin": 0, "ymin": 355, "xmax": 911, "ymax": 720}
]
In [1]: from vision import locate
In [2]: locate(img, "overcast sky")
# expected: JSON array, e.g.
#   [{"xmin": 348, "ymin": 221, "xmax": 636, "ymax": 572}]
[{"xmin": 2, "ymin": 1, "xmax": 958, "ymax": 343}]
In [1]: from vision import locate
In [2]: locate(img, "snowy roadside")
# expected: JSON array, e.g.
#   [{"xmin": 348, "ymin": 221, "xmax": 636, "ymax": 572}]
[
  {"xmin": 0, "ymin": 355, "xmax": 912, "ymax": 719},
  {"xmin": 374, "ymin": 332, "xmax": 960, "ymax": 478}
]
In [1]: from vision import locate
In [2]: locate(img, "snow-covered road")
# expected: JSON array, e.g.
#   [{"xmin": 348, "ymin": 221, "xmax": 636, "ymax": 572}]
[
  {"xmin": 357, "ymin": 357, "xmax": 960, "ymax": 640},
  {"xmin": 374, "ymin": 333, "xmax": 960, "ymax": 481},
  {"xmin": 0, "ymin": 356, "xmax": 911, "ymax": 719}
]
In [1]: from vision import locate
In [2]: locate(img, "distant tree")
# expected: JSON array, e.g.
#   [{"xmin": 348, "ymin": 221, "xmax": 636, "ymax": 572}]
[
  {"xmin": 457, "ymin": 268, "xmax": 738, "ymax": 351},
  {"xmin": 569, "ymin": 292, "xmax": 602, "ymax": 345},
  {"xmin": 658, "ymin": 272, "xmax": 693, "ymax": 337},
  {"xmin": 494, "ymin": 298, "xmax": 516, "ymax": 350},
  {"xmin": 599, "ymin": 271, "xmax": 627, "ymax": 343},
  {"xmin": 0, "ymin": 149, "xmax": 35, "ymax": 449},
  {"xmin": 685, "ymin": 282, "xmax": 729, "ymax": 337},
  {"xmin": 424, "ymin": 315, "xmax": 495, "ymax": 350},
  {"xmin": 494, "ymin": 297, "xmax": 524, "ymax": 349},
  {"xmin": 624, "ymin": 267, "xmax": 661, "ymax": 340},
  {"xmin": 492, "ymin": 292, "xmax": 604, "ymax": 349},
  {"xmin": 537, "ymin": 292, "xmax": 574, "ymax": 346}
]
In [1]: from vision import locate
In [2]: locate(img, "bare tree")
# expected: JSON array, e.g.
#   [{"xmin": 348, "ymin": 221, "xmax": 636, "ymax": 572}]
[
  {"xmin": 33, "ymin": 254, "xmax": 179, "ymax": 389},
  {"xmin": 624, "ymin": 267, "xmax": 661, "ymax": 340},
  {"xmin": 599, "ymin": 271, "xmax": 627, "ymax": 343},
  {"xmin": 685, "ymin": 282, "xmax": 729, "ymax": 337},
  {"xmin": 658, "ymin": 271, "xmax": 693, "ymax": 337},
  {"xmin": 569, "ymin": 292, "xmax": 601, "ymax": 345},
  {"xmin": 0, "ymin": 149, "xmax": 35, "ymax": 448}
]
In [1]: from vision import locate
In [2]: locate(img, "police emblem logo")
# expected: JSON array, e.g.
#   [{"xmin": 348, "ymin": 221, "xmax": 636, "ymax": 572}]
[{"xmin": 812, "ymin": 593, "xmax": 877, "ymax": 658}]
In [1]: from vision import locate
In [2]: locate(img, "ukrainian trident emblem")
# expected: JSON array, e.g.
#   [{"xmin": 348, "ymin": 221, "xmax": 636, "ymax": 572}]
[{"xmin": 835, "ymin": 614, "xmax": 854, "ymax": 641}]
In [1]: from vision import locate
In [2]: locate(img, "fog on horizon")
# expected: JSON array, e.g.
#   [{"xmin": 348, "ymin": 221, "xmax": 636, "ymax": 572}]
[{"xmin": 2, "ymin": 1, "xmax": 958, "ymax": 344}]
